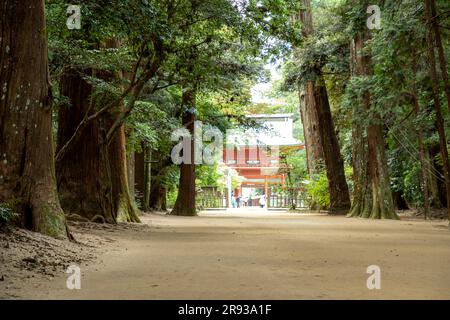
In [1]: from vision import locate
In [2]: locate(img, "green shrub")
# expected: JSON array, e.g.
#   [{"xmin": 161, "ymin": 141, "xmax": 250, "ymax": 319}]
[
  {"xmin": 403, "ymin": 163, "xmax": 423, "ymax": 207},
  {"xmin": 167, "ymin": 189, "xmax": 178, "ymax": 209},
  {"xmin": 344, "ymin": 166, "xmax": 353, "ymax": 195},
  {"xmin": 306, "ymin": 171, "xmax": 330, "ymax": 209},
  {"xmin": 0, "ymin": 203, "xmax": 18, "ymax": 225}
]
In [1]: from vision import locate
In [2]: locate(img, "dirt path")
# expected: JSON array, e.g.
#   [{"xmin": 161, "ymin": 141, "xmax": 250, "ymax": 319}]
[{"xmin": 8, "ymin": 209, "xmax": 450, "ymax": 299}]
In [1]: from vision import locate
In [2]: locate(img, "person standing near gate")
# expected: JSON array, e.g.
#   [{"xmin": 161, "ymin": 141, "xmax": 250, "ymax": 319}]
[
  {"xmin": 259, "ymin": 194, "xmax": 266, "ymax": 208},
  {"xmin": 231, "ymin": 191, "xmax": 236, "ymax": 208}
]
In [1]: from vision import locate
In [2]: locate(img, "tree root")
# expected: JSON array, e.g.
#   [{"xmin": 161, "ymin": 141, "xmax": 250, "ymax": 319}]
[
  {"xmin": 90, "ymin": 215, "xmax": 106, "ymax": 223},
  {"xmin": 66, "ymin": 213, "xmax": 106, "ymax": 224},
  {"xmin": 66, "ymin": 213, "xmax": 90, "ymax": 222}
]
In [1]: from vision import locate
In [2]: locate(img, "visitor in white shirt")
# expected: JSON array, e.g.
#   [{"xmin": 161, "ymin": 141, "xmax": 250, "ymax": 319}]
[{"xmin": 259, "ymin": 195, "xmax": 266, "ymax": 208}]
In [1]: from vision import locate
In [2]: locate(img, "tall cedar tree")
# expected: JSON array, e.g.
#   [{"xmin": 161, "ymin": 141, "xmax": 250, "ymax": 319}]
[
  {"xmin": 348, "ymin": 29, "xmax": 397, "ymax": 219},
  {"xmin": 0, "ymin": 0, "xmax": 70, "ymax": 238},
  {"xmin": 298, "ymin": 0, "xmax": 351, "ymax": 213}
]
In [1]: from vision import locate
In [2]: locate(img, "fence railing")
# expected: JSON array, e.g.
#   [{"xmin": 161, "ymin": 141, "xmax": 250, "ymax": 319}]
[
  {"xmin": 197, "ymin": 187, "xmax": 227, "ymax": 209},
  {"xmin": 268, "ymin": 189, "xmax": 308, "ymax": 209},
  {"xmin": 197, "ymin": 187, "xmax": 308, "ymax": 209}
]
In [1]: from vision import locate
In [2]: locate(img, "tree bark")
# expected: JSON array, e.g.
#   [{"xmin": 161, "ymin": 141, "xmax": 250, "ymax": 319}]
[
  {"xmin": 170, "ymin": 88, "xmax": 197, "ymax": 216},
  {"xmin": 57, "ymin": 68, "xmax": 116, "ymax": 223},
  {"xmin": 424, "ymin": 0, "xmax": 450, "ymax": 220},
  {"xmin": 56, "ymin": 68, "xmax": 115, "ymax": 223},
  {"xmin": 102, "ymin": 38, "xmax": 140, "ymax": 222},
  {"xmin": 367, "ymin": 121, "xmax": 396, "ymax": 219},
  {"xmin": 298, "ymin": 86, "xmax": 324, "ymax": 175},
  {"xmin": 105, "ymin": 110, "xmax": 140, "ymax": 222},
  {"xmin": 0, "ymin": 0, "xmax": 69, "ymax": 238},
  {"xmin": 348, "ymin": 66, "xmax": 372, "ymax": 219},
  {"xmin": 314, "ymin": 77, "xmax": 351, "ymax": 212},
  {"xmin": 298, "ymin": 0, "xmax": 324, "ymax": 175},
  {"xmin": 298, "ymin": 0, "xmax": 350, "ymax": 213},
  {"xmin": 57, "ymin": 46, "xmax": 140, "ymax": 223}
]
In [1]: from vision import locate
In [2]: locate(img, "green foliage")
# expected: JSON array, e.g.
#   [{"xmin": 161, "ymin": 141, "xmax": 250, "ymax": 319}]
[
  {"xmin": 280, "ymin": 149, "xmax": 308, "ymax": 188},
  {"xmin": 167, "ymin": 189, "xmax": 179, "ymax": 209},
  {"xmin": 196, "ymin": 164, "xmax": 222, "ymax": 188},
  {"xmin": 344, "ymin": 166, "xmax": 353, "ymax": 194},
  {"xmin": 278, "ymin": 0, "xmax": 450, "ymax": 213},
  {"xmin": 403, "ymin": 163, "xmax": 423, "ymax": 207},
  {"xmin": 0, "ymin": 203, "xmax": 18, "ymax": 225},
  {"xmin": 306, "ymin": 171, "xmax": 330, "ymax": 209}
]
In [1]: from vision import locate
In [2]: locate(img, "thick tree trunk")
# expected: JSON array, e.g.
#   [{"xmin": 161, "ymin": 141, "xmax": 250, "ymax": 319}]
[
  {"xmin": 348, "ymin": 37, "xmax": 372, "ymax": 217},
  {"xmin": 170, "ymin": 89, "xmax": 197, "ymax": 216},
  {"xmin": 102, "ymin": 38, "xmax": 140, "ymax": 222},
  {"xmin": 298, "ymin": 0, "xmax": 324, "ymax": 175},
  {"xmin": 314, "ymin": 77, "xmax": 351, "ymax": 212},
  {"xmin": 57, "ymin": 55, "xmax": 140, "ymax": 223},
  {"xmin": 348, "ymin": 33, "xmax": 397, "ymax": 219},
  {"xmin": 348, "ymin": 117, "xmax": 372, "ymax": 218},
  {"xmin": 57, "ymin": 68, "xmax": 115, "ymax": 223},
  {"xmin": 298, "ymin": 86, "xmax": 324, "ymax": 175},
  {"xmin": 348, "ymin": 48, "xmax": 373, "ymax": 219},
  {"xmin": 298, "ymin": 0, "xmax": 350, "ymax": 213},
  {"xmin": 424, "ymin": 0, "xmax": 450, "ymax": 220},
  {"xmin": 298, "ymin": 0, "xmax": 325, "ymax": 176},
  {"xmin": 367, "ymin": 122, "xmax": 396, "ymax": 219},
  {"xmin": 0, "ymin": 0, "xmax": 69, "ymax": 238},
  {"xmin": 106, "ymin": 114, "xmax": 140, "ymax": 222}
]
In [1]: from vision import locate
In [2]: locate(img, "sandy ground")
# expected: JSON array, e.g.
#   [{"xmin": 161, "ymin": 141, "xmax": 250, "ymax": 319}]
[{"xmin": 1, "ymin": 208, "xmax": 450, "ymax": 299}]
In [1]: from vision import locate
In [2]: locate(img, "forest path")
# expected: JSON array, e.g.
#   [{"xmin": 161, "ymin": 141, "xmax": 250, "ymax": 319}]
[{"xmin": 21, "ymin": 210, "xmax": 450, "ymax": 299}]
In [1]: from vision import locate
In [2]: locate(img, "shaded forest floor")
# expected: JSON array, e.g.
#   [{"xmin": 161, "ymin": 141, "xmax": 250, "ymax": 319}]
[{"xmin": 1, "ymin": 210, "xmax": 449, "ymax": 299}]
